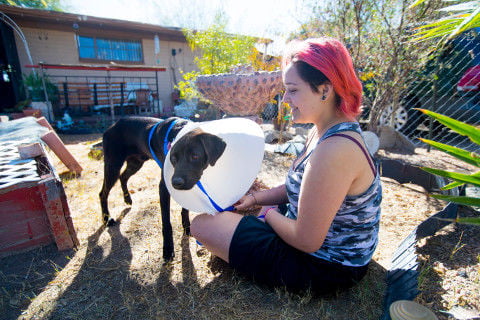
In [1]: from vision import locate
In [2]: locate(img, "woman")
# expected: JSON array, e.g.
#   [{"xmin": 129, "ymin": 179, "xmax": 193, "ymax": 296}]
[{"xmin": 190, "ymin": 37, "xmax": 382, "ymax": 294}]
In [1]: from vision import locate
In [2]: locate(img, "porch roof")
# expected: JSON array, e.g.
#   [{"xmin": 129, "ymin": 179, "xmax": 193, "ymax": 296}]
[
  {"xmin": 0, "ymin": 4, "xmax": 185, "ymax": 41},
  {"xmin": 26, "ymin": 62, "xmax": 167, "ymax": 72}
]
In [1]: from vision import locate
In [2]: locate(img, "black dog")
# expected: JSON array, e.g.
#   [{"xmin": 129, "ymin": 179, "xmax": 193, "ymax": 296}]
[{"xmin": 99, "ymin": 116, "xmax": 226, "ymax": 261}]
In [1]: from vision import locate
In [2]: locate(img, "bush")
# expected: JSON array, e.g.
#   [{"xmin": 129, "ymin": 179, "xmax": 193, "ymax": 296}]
[{"xmin": 418, "ymin": 109, "xmax": 480, "ymax": 225}]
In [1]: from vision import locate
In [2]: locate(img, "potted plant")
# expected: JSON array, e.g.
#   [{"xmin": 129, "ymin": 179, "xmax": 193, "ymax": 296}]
[
  {"xmin": 23, "ymin": 72, "xmax": 43, "ymax": 101},
  {"xmin": 22, "ymin": 72, "xmax": 58, "ymax": 121}
]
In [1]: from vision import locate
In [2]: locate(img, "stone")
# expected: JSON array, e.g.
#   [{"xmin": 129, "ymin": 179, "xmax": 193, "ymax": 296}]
[{"xmin": 378, "ymin": 126, "xmax": 416, "ymax": 153}]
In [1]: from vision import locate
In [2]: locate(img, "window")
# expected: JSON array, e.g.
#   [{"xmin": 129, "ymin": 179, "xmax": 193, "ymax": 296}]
[{"xmin": 77, "ymin": 35, "xmax": 143, "ymax": 63}]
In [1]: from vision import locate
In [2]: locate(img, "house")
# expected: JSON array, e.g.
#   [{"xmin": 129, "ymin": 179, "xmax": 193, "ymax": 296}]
[{"xmin": 0, "ymin": 4, "xmax": 198, "ymax": 118}]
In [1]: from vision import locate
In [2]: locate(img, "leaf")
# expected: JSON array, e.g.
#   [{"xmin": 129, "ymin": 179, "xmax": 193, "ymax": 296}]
[
  {"xmin": 421, "ymin": 167, "xmax": 480, "ymax": 187},
  {"xmin": 408, "ymin": 0, "xmax": 428, "ymax": 9},
  {"xmin": 456, "ymin": 217, "xmax": 480, "ymax": 225},
  {"xmin": 416, "ymin": 109, "xmax": 480, "ymax": 144},
  {"xmin": 411, "ymin": 22, "xmax": 459, "ymax": 42},
  {"xmin": 418, "ymin": 138, "xmax": 480, "ymax": 167},
  {"xmin": 439, "ymin": 1, "xmax": 480, "ymax": 12},
  {"xmin": 447, "ymin": 6, "xmax": 480, "ymax": 40},
  {"xmin": 441, "ymin": 180, "xmax": 465, "ymax": 190},
  {"xmin": 429, "ymin": 194, "xmax": 480, "ymax": 207},
  {"xmin": 441, "ymin": 172, "xmax": 480, "ymax": 190}
]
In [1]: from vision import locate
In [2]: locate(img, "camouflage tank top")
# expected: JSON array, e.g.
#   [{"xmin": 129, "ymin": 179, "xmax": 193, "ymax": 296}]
[{"xmin": 285, "ymin": 122, "xmax": 382, "ymax": 267}]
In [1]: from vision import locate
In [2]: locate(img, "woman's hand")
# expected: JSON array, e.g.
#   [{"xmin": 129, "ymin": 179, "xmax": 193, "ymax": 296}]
[{"xmin": 234, "ymin": 193, "xmax": 257, "ymax": 210}]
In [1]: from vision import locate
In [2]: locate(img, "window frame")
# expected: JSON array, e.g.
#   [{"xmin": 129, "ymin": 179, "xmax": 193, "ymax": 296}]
[{"xmin": 76, "ymin": 35, "xmax": 144, "ymax": 64}]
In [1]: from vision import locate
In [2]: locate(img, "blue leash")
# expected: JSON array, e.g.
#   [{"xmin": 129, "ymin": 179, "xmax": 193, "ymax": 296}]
[{"xmin": 148, "ymin": 119, "xmax": 233, "ymax": 212}]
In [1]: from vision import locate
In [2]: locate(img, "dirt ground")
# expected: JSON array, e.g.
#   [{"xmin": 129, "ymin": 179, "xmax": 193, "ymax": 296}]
[{"xmin": 0, "ymin": 132, "xmax": 479, "ymax": 320}]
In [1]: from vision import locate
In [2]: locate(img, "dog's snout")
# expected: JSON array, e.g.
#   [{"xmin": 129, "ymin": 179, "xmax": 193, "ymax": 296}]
[{"xmin": 172, "ymin": 176, "xmax": 186, "ymax": 189}]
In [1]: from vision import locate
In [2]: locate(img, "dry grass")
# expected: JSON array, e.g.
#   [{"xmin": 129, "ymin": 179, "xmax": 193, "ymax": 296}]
[{"xmin": 0, "ymin": 133, "xmax": 478, "ymax": 320}]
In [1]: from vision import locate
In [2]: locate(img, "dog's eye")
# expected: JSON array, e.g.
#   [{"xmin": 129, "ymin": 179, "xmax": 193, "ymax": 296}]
[
  {"xmin": 170, "ymin": 155, "xmax": 177, "ymax": 164},
  {"xmin": 191, "ymin": 154, "xmax": 200, "ymax": 161}
]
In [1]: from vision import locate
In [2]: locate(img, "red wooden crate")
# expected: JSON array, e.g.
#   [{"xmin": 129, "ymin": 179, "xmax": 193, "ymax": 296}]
[{"xmin": 0, "ymin": 139, "xmax": 79, "ymax": 257}]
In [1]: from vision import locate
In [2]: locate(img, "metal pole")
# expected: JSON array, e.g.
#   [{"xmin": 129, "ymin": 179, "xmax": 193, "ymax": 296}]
[
  {"xmin": 107, "ymin": 69, "xmax": 114, "ymax": 122},
  {"xmin": 155, "ymin": 70, "xmax": 159, "ymax": 115},
  {"xmin": 428, "ymin": 55, "xmax": 442, "ymax": 152},
  {"xmin": 39, "ymin": 63, "xmax": 53, "ymax": 122}
]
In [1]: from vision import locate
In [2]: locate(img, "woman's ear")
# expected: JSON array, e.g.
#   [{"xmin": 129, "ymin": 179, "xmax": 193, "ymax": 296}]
[{"xmin": 318, "ymin": 83, "xmax": 333, "ymax": 101}]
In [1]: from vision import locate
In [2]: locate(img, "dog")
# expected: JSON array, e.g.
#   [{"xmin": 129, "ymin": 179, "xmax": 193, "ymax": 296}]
[{"xmin": 99, "ymin": 116, "xmax": 226, "ymax": 261}]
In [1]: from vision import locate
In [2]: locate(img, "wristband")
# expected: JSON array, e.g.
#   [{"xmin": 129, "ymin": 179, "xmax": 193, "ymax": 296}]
[{"xmin": 264, "ymin": 207, "xmax": 276, "ymax": 220}]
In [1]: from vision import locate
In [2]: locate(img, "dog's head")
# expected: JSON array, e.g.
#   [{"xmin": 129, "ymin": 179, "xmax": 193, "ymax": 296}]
[{"xmin": 169, "ymin": 128, "xmax": 226, "ymax": 190}]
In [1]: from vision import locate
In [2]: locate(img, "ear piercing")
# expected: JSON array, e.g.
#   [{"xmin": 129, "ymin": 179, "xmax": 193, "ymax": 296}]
[{"xmin": 321, "ymin": 95, "xmax": 326, "ymax": 100}]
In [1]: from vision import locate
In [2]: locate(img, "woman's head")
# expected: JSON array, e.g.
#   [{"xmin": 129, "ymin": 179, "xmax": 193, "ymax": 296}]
[{"xmin": 282, "ymin": 37, "xmax": 362, "ymax": 119}]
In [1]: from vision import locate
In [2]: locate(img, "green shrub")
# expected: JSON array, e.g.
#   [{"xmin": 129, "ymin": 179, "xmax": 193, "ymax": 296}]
[{"xmin": 417, "ymin": 108, "xmax": 480, "ymax": 225}]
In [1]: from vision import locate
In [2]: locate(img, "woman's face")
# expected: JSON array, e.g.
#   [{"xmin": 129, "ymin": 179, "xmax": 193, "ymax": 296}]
[{"xmin": 282, "ymin": 63, "xmax": 325, "ymax": 124}]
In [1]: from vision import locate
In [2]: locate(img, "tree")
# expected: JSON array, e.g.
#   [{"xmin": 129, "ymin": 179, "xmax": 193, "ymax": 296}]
[
  {"xmin": 289, "ymin": 0, "xmax": 444, "ymax": 132},
  {"xmin": 0, "ymin": 0, "xmax": 64, "ymax": 11},
  {"xmin": 176, "ymin": 13, "xmax": 257, "ymax": 100},
  {"xmin": 183, "ymin": 13, "xmax": 257, "ymax": 75}
]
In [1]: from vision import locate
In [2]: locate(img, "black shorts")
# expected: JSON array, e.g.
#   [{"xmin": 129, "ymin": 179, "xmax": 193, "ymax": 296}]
[{"xmin": 229, "ymin": 216, "xmax": 369, "ymax": 294}]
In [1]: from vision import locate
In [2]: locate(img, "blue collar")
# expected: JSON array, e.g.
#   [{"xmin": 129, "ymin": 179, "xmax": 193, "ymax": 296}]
[
  {"xmin": 148, "ymin": 119, "xmax": 177, "ymax": 169},
  {"xmin": 148, "ymin": 119, "xmax": 233, "ymax": 213}
]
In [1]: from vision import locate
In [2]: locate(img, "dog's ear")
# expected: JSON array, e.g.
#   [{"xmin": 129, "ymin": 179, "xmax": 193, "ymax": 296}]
[{"xmin": 199, "ymin": 133, "xmax": 226, "ymax": 166}]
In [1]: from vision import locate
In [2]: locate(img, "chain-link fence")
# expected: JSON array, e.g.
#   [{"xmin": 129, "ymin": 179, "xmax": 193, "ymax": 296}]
[{"xmin": 362, "ymin": 29, "xmax": 480, "ymax": 152}]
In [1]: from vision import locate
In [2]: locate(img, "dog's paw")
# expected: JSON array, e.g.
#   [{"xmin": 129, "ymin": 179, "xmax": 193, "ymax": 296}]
[
  {"xmin": 107, "ymin": 218, "xmax": 117, "ymax": 227},
  {"xmin": 162, "ymin": 253, "xmax": 175, "ymax": 265},
  {"xmin": 162, "ymin": 247, "xmax": 175, "ymax": 263}
]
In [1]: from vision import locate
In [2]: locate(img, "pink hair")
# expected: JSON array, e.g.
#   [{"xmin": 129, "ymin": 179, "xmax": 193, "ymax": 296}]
[{"xmin": 282, "ymin": 37, "xmax": 363, "ymax": 119}]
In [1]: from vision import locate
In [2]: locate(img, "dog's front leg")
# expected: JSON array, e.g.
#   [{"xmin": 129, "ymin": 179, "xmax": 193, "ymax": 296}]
[
  {"xmin": 159, "ymin": 178, "xmax": 174, "ymax": 262},
  {"xmin": 181, "ymin": 208, "xmax": 190, "ymax": 236}
]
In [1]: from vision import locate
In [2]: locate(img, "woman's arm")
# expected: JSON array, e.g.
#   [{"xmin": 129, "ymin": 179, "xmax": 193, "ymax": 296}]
[
  {"xmin": 252, "ymin": 185, "xmax": 288, "ymax": 205},
  {"xmin": 235, "ymin": 184, "xmax": 288, "ymax": 210},
  {"xmin": 265, "ymin": 137, "xmax": 362, "ymax": 253}
]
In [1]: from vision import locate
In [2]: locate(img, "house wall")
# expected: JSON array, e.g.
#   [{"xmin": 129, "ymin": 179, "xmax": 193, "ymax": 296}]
[{"xmin": 15, "ymin": 27, "xmax": 198, "ymax": 112}]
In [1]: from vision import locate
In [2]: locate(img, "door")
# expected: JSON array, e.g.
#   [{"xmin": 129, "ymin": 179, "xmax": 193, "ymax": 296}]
[
  {"xmin": 0, "ymin": 21, "xmax": 25, "ymax": 113},
  {"xmin": 0, "ymin": 30, "xmax": 16, "ymax": 112}
]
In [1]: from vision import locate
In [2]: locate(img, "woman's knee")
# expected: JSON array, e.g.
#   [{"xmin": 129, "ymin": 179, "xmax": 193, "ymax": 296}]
[{"xmin": 190, "ymin": 213, "xmax": 212, "ymax": 240}]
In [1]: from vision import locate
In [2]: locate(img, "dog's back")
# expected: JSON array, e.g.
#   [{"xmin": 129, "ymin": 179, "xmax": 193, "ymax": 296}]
[{"xmin": 103, "ymin": 117, "xmax": 161, "ymax": 156}]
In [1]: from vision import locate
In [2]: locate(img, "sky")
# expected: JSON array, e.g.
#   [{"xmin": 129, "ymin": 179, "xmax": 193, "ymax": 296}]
[{"xmin": 62, "ymin": 0, "xmax": 312, "ymax": 54}]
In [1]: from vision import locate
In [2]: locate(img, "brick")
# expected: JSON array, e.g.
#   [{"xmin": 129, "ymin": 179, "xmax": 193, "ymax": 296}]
[{"xmin": 18, "ymin": 143, "xmax": 45, "ymax": 159}]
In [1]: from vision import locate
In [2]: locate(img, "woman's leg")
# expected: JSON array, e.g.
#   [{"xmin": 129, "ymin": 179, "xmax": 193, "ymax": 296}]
[{"xmin": 190, "ymin": 212, "xmax": 244, "ymax": 262}]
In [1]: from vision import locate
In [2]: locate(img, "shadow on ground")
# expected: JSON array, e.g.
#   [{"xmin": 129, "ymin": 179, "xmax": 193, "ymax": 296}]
[
  {"xmin": 1, "ymin": 215, "xmax": 387, "ymax": 320},
  {"xmin": 0, "ymin": 244, "xmax": 74, "ymax": 320}
]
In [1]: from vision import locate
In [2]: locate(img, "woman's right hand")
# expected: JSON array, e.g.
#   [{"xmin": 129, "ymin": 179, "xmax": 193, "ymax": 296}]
[{"xmin": 234, "ymin": 193, "xmax": 257, "ymax": 210}]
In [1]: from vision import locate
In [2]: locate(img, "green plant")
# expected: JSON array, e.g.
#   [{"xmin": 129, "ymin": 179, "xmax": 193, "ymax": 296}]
[
  {"xmin": 183, "ymin": 13, "xmax": 257, "ymax": 75},
  {"xmin": 417, "ymin": 108, "xmax": 480, "ymax": 225},
  {"xmin": 22, "ymin": 72, "xmax": 58, "ymax": 102},
  {"xmin": 3, "ymin": 99, "xmax": 32, "ymax": 113},
  {"xmin": 410, "ymin": 0, "xmax": 480, "ymax": 42},
  {"xmin": 178, "ymin": 13, "xmax": 257, "ymax": 105},
  {"xmin": 0, "ymin": 0, "xmax": 63, "ymax": 10},
  {"xmin": 175, "ymin": 70, "xmax": 201, "ymax": 101},
  {"xmin": 274, "ymin": 101, "xmax": 291, "ymax": 132}
]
